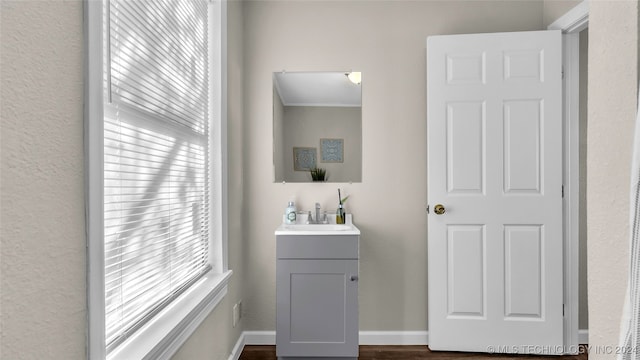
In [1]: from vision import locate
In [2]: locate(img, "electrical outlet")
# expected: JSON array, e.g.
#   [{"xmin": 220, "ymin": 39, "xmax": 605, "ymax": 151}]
[
  {"xmin": 233, "ymin": 303, "xmax": 240, "ymax": 327},
  {"xmin": 237, "ymin": 300, "xmax": 242, "ymax": 320}
]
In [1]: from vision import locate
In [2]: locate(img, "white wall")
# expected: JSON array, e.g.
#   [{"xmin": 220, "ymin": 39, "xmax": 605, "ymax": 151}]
[
  {"xmin": 242, "ymin": 0, "xmax": 546, "ymax": 332},
  {"xmin": 587, "ymin": 1, "xmax": 639, "ymax": 357}
]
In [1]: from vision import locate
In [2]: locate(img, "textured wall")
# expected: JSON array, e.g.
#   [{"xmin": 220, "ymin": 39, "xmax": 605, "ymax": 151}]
[
  {"xmin": 242, "ymin": 0, "xmax": 545, "ymax": 332},
  {"xmin": 0, "ymin": 1, "xmax": 246, "ymax": 359},
  {"xmin": 1, "ymin": 1, "xmax": 86, "ymax": 358},
  {"xmin": 587, "ymin": 1, "xmax": 639, "ymax": 357}
]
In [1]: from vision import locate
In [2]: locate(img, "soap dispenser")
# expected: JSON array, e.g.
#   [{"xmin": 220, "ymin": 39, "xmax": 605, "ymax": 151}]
[{"xmin": 285, "ymin": 200, "xmax": 297, "ymax": 224}]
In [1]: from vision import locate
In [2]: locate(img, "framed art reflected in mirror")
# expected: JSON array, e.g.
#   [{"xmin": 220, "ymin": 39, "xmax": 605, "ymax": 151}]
[
  {"xmin": 293, "ymin": 147, "xmax": 317, "ymax": 171},
  {"xmin": 320, "ymin": 138, "xmax": 343, "ymax": 163}
]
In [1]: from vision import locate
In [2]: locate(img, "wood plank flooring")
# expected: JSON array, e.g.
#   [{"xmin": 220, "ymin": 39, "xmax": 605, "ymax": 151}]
[{"xmin": 239, "ymin": 345, "xmax": 589, "ymax": 360}]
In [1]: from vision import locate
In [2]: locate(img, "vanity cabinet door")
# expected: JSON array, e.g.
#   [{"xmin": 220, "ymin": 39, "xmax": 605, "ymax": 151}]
[{"xmin": 276, "ymin": 259, "xmax": 358, "ymax": 358}]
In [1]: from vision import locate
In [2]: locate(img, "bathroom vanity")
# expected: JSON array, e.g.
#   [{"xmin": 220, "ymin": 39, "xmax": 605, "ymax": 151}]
[{"xmin": 275, "ymin": 217, "xmax": 360, "ymax": 359}]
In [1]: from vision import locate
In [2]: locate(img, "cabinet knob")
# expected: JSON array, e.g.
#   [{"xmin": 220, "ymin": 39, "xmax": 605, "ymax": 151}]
[{"xmin": 350, "ymin": 275, "xmax": 359, "ymax": 282}]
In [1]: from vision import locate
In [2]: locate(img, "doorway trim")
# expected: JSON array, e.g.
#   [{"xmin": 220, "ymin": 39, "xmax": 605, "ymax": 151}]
[{"xmin": 548, "ymin": 0, "xmax": 589, "ymax": 351}]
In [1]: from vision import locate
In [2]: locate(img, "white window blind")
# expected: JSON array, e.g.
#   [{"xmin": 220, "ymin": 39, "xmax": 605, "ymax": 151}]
[{"xmin": 104, "ymin": 0, "xmax": 211, "ymax": 350}]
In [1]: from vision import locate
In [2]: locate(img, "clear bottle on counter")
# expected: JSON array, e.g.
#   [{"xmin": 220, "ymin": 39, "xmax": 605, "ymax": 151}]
[{"xmin": 285, "ymin": 201, "xmax": 297, "ymax": 224}]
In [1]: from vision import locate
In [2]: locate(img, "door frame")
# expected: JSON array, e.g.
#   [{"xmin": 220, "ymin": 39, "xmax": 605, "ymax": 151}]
[{"xmin": 548, "ymin": 0, "xmax": 589, "ymax": 351}]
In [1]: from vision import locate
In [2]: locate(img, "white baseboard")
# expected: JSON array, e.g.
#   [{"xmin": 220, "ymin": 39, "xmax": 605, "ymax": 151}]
[
  {"xmin": 244, "ymin": 331, "xmax": 276, "ymax": 345},
  {"xmin": 578, "ymin": 329, "xmax": 589, "ymax": 344},
  {"xmin": 227, "ymin": 332, "xmax": 246, "ymax": 360},
  {"xmin": 241, "ymin": 331, "xmax": 428, "ymax": 346},
  {"xmin": 359, "ymin": 331, "xmax": 428, "ymax": 345},
  {"xmin": 232, "ymin": 329, "xmax": 587, "ymax": 357}
]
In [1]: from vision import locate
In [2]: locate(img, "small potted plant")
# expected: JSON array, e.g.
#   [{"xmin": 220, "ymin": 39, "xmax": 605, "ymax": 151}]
[{"xmin": 309, "ymin": 167, "xmax": 327, "ymax": 182}]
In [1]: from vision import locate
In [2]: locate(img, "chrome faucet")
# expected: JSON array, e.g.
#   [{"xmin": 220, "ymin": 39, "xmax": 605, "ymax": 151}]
[
  {"xmin": 306, "ymin": 203, "xmax": 327, "ymax": 224},
  {"xmin": 315, "ymin": 203, "xmax": 321, "ymax": 224}
]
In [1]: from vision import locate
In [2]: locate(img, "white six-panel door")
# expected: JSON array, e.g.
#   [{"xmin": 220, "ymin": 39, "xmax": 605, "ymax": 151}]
[{"xmin": 427, "ymin": 31, "xmax": 563, "ymax": 353}]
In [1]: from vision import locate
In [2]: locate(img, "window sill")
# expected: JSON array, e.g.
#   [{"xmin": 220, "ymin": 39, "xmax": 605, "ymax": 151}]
[{"xmin": 108, "ymin": 270, "xmax": 233, "ymax": 360}]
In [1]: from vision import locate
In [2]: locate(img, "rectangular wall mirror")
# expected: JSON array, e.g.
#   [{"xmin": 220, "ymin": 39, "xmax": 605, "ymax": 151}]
[{"xmin": 273, "ymin": 71, "xmax": 362, "ymax": 183}]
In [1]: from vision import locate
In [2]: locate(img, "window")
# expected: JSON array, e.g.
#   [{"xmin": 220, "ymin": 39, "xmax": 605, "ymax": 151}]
[{"xmin": 85, "ymin": 0, "xmax": 230, "ymax": 359}]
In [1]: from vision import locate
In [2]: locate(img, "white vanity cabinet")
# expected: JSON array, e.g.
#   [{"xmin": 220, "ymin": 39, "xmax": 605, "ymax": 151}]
[{"xmin": 276, "ymin": 234, "xmax": 359, "ymax": 360}]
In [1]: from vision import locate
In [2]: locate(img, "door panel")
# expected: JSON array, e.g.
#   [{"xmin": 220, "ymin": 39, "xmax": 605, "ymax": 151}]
[
  {"xmin": 276, "ymin": 259, "xmax": 359, "ymax": 357},
  {"xmin": 504, "ymin": 100, "xmax": 542, "ymax": 193},
  {"xmin": 447, "ymin": 102, "xmax": 485, "ymax": 194},
  {"xmin": 427, "ymin": 30, "xmax": 563, "ymax": 353},
  {"xmin": 504, "ymin": 225, "xmax": 543, "ymax": 318},
  {"xmin": 447, "ymin": 225, "xmax": 485, "ymax": 317},
  {"xmin": 290, "ymin": 272, "xmax": 347, "ymax": 342}
]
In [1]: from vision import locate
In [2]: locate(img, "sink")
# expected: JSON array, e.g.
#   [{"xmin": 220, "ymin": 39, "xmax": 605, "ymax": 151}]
[
  {"xmin": 284, "ymin": 223, "xmax": 354, "ymax": 231},
  {"xmin": 275, "ymin": 214, "xmax": 360, "ymax": 235}
]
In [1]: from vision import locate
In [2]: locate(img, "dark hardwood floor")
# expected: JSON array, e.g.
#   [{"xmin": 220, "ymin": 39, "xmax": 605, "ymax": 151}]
[{"xmin": 239, "ymin": 345, "xmax": 589, "ymax": 360}]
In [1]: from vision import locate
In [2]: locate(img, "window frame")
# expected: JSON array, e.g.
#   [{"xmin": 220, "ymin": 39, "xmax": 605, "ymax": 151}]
[{"xmin": 84, "ymin": 1, "xmax": 231, "ymax": 359}]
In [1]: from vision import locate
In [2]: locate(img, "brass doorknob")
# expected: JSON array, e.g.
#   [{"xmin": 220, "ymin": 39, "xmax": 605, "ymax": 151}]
[{"xmin": 434, "ymin": 204, "xmax": 446, "ymax": 215}]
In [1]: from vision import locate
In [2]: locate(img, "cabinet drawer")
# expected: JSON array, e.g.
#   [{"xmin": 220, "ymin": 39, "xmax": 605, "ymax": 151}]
[{"xmin": 276, "ymin": 235, "xmax": 359, "ymax": 259}]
